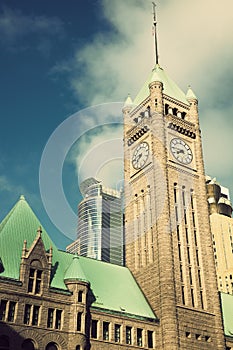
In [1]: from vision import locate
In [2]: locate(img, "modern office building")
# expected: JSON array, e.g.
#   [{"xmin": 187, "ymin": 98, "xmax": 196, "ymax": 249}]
[
  {"xmin": 206, "ymin": 176, "xmax": 233, "ymax": 294},
  {"xmin": 67, "ymin": 178, "xmax": 124, "ymax": 266}
]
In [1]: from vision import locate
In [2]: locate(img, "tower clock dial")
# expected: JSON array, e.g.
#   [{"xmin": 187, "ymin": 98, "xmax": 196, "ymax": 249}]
[
  {"xmin": 170, "ymin": 138, "xmax": 193, "ymax": 164},
  {"xmin": 132, "ymin": 142, "xmax": 149, "ymax": 169}
]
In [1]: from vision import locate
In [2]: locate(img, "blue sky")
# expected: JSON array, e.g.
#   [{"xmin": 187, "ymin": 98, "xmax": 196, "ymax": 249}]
[{"xmin": 0, "ymin": 0, "xmax": 233, "ymax": 249}]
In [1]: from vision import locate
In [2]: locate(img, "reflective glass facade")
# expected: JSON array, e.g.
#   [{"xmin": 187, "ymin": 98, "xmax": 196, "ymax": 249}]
[{"xmin": 77, "ymin": 178, "xmax": 124, "ymax": 265}]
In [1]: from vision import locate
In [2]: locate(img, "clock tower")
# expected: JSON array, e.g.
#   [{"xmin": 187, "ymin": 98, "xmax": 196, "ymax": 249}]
[{"xmin": 123, "ymin": 8, "xmax": 225, "ymax": 350}]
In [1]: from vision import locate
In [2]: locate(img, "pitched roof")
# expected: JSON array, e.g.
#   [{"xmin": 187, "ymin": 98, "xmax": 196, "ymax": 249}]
[
  {"xmin": 133, "ymin": 64, "xmax": 189, "ymax": 106},
  {"xmin": 0, "ymin": 196, "xmax": 156, "ymax": 321}
]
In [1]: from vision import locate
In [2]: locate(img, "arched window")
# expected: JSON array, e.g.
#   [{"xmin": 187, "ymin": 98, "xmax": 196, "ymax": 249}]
[
  {"xmin": 0, "ymin": 335, "xmax": 9, "ymax": 350},
  {"xmin": 45, "ymin": 342, "xmax": 58, "ymax": 350},
  {"xmin": 21, "ymin": 339, "xmax": 35, "ymax": 350}
]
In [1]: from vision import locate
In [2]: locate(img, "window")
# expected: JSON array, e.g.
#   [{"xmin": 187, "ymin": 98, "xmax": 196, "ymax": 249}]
[
  {"xmin": 78, "ymin": 291, "xmax": 83, "ymax": 303},
  {"xmin": 115, "ymin": 324, "xmax": 121, "ymax": 342},
  {"xmin": 0, "ymin": 335, "xmax": 9, "ymax": 350},
  {"xmin": 55, "ymin": 310, "xmax": 62, "ymax": 329},
  {"xmin": 24, "ymin": 305, "xmax": 32, "ymax": 325},
  {"xmin": 28, "ymin": 268, "xmax": 42, "ymax": 294},
  {"xmin": 22, "ymin": 339, "xmax": 35, "ymax": 350},
  {"xmin": 77, "ymin": 312, "xmax": 82, "ymax": 332},
  {"xmin": 91, "ymin": 320, "xmax": 98, "ymax": 339},
  {"xmin": 191, "ymin": 288, "xmax": 195, "ymax": 307},
  {"xmin": 47, "ymin": 309, "xmax": 62, "ymax": 329},
  {"xmin": 181, "ymin": 286, "xmax": 185, "ymax": 305},
  {"xmin": 126, "ymin": 326, "xmax": 132, "ymax": 345},
  {"xmin": 24, "ymin": 304, "xmax": 40, "ymax": 326},
  {"xmin": 103, "ymin": 322, "xmax": 109, "ymax": 341},
  {"xmin": 0, "ymin": 300, "xmax": 7, "ymax": 321},
  {"xmin": 148, "ymin": 330, "xmax": 154, "ymax": 348},
  {"xmin": 45, "ymin": 343, "xmax": 58, "ymax": 350},
  {"xmin": 7, "ymin": 301, "xmax": 16, "ymax": 322},
  {"xmin": 137, "ymin": 328, "xmax": 143, "ymax": 347},
  {"xmin": 32, "ymin": 306, "xmax": 40, "ymax": 326}
]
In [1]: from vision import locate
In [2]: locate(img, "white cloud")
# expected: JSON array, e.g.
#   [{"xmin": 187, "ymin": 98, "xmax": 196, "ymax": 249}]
[{"xmin": 59, "ymin": 0, "xmax": 233, "ymax": 194}]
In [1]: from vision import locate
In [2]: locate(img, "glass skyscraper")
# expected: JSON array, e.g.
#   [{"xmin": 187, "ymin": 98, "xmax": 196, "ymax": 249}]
[{"xmin": 67, "ymin": 178, "xmax": 124, "ymax": 266}]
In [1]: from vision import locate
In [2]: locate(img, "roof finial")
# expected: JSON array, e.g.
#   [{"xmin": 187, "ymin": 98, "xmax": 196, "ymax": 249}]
[{"xmin": 152, "ymin": 2, "xmax": 159, "ymax": 65}]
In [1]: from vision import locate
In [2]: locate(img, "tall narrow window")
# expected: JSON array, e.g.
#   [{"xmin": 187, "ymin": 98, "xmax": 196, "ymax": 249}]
[
  {"xmin": 182, "ymin": 187, "xmax": 185, "ymax": 206},
  {"xmin": 7, "ymin": 301, "xmax": 16, "ymax": 322},
  {"xmin": 184, "ymin": 209, "xmax": 187, "ymax": 225},
  {"xmin": 78, "ymin": 291, "xmax": 83, "ymax": 303},
  {"xmin": 191, "ymin": 288, "xmax": 195, "ymax": 307},
  {"xmin": 187, "ymin": 247, "xmax": 191, "ymax": 264},
  {"xmin": 55, "ymin": 310, "xmax": 62, "ymax": 330},
  {"xmin": 28, "ymin": 269, "xmax": 35, "ymax": 293},
  {"xmin": 115, "ymin": 324, "xmax": 121, "ymax": 342},
  {"xmin": 180, "ymin": 265, "xmax": 183, "ymax": 282},
  {"xmin": 200, "ymin": 290, "xmax": 204, "ymax": 309},
  {"xmin": 77, "ymin": 312, "xmax": 82, "ymax": 332},
  {"xmin": 35, "ymin": 270, "xmax": 42, "ymax": 294},
  {"xmin": 196, "ymin": 249, "xmax": 200, "ymax": 266},
  {"xmin": 185, "ymin": 227, "xmax": 189, "ymax": 244},
  {"xmin": 148, "ymin": 330, "xmax": 154, "ymax": 348},
  {"xmin": 0, "ymin": 300, "xmax": 7, "ymax": 321},
  {"xmin": 190, "ymin": 190, "xmax": 194, "ymax": 210},
  {"xmin": 47, "ymin": 308, "xmax": 54, "ymax": 328},
  {"xmin": 91, "ymin": 320, "xmax": 98, "ymax": 339},
  {"xmin": 24, "ymin": 304, "xmax": 32, "ymax": 325},
  {"xmin": 32, "ymin": 305, "xmax": 40, "ymax": 326},
  {"xmin": 174, "ymin": 184, "xmax": 178, "ymax": 204},
  {"xmin": 28, "ymin": 268, "xmax": 42, "ymax": 295},
  {"xmin": 198, "ymin": 269, "xmax": 202, "ymax": 287},
  {"xmin": 177, "ymin": 225, "xmax": 180, "ymax": 241},
  {"xmin": 137, "ymin": 328, "xmax": 143, "ymax": 347},
  {"xmin": 126, "ymin": 326, "xmax": 132, "ymax": 345},
  {"xmin": 189, "ymin": 267, "xmax": 193, "ymax": 285},
  {"xmin": 181, "ymin": 286, "xmax": 185, "ymax": 305},
  {"xmin": 103, "ymin": 322, "xmax": 109, "ymax": 341},
  {"xmin": 178, "ymin": 244, "xmax": 182, "ymax": 261}
]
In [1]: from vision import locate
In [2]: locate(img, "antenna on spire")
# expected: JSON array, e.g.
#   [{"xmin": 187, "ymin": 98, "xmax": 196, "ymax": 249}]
[{"xmin": 152, "ymin": 2, "xmax": 159, "ymax": 65}]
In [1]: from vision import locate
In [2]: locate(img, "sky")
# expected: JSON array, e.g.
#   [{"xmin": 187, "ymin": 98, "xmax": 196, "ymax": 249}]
[{"xmin": 0, "ymin": 0, "xmax": 233, "ymax": 249}]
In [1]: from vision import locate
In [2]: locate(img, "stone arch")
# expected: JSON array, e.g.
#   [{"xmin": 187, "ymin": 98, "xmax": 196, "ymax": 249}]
[
  {"xmin": 18, "ymin": 329, "xmax": 41, "ymax": 349},
  {"xmin": 21, "ymin": 338, "xmax": 36, "ymax": 350},
  {"xmin": 42, "ymin": 332, "xmax": 67, "ymax": 349},
  {"xmin": 45, "ymin": 342, "xmax": 59, "ymax": 350}
]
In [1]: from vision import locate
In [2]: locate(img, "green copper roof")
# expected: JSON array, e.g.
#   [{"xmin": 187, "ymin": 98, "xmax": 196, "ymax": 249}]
[
  {"xmin": 220, "ymin": 292, "xmax": 233, "ymax": 337},
  {"xmin": 133, "ymin": 64, "xmax": 189, "ymax": 106},
  {"xmin": 124, "ymin": 94, "xmax": 133, "ymax": 107},
  {"xmin": 0, "ymin": 196, "xmax": 156, "ymax": 321},
  {"xmin": 0, "ymin": 195, "xmax": 58, "ymax": 280},
  {"xmin": 64, "ymin": 254, "xmax": 89, "ymax": 283},
  {"xmin": 186, "ymin": 85, "xmax": 197, "ymax": 100}
]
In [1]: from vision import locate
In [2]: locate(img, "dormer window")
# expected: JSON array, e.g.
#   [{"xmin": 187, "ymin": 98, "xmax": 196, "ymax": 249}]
[{"xmin": 28, "ymin": 260, "xmax": 43, "ymax": 294}]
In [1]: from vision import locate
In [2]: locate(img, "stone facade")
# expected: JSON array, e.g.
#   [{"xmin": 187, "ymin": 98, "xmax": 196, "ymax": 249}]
[
  {"xmin": 123, "ymin": 65, "xmax": 226, "ymax": 349},
  {"xmin": 0, "ymin": 231, "xmax": 158, "ymax": 350}
]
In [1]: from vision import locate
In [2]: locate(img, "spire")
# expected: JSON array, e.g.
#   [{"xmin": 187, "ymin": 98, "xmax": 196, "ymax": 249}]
[
  {"xmin": 124, "ymin": 94, "xmax": 133, "ymax": 107},
  {"xmin": 152, "ymin": 2, "xmax": 159, "ymax": 65},
  {"xmin": 186, "ymin": 85, "xmax": 198, "ymax": 100}
]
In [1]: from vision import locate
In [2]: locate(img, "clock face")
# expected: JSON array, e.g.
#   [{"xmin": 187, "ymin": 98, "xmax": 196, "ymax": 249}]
[
  {"xmin": 170, "ymin": 138, "xmax": 193, "ymax": 164},
  {"xmin": 132, "ymin": 142, "xmax": 149, "ymax": 169}
]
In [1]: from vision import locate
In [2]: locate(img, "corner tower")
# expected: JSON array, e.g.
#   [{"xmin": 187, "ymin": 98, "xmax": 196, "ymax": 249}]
[{"xmin": 123, "ymin": 9, "xmax": 225, "ymax": 350}]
